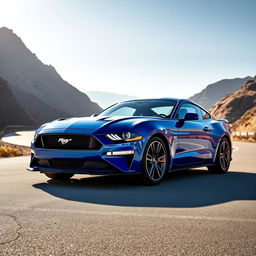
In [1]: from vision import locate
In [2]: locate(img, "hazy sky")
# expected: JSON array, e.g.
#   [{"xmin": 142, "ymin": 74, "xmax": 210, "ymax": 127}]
[{"xmin": 0, "ymin": 0, "xmax": 255, "ymax": 98}]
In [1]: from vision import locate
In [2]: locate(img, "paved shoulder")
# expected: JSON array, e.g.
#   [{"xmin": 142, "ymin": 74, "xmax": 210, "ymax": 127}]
[{"xmin": 1, "ymin": 131, "xmax": 34, "ymax": 147}]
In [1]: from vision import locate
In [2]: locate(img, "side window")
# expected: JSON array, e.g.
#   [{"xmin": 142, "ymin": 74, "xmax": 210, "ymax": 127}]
[
  {"xmin": 200, "ymin": 108, "xmax": 211, "ymax": 120},
  {"xmin": 176, "ymin": 103, "xmax": 202, "ymax": 120},
  {"xmin": 151, "ymin": 106, "xmax": 174, "ymax": 116}
]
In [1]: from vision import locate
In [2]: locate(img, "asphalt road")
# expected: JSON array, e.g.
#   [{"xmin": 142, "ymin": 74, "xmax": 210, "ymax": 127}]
[
  {"xmin": 0, "ymin": 141, "xmax": 255, "ymax": 255},
  {"xmin": 1, "ymin": 131, "xmax": 34, "ymax": 147}
]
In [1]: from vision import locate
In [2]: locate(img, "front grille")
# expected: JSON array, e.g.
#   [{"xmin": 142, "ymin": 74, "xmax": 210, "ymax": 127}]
[
  {"xmin": 37, "ymin": 158, "xmax": 115, "ymax": 170},
  {"xmin": 34, "ymin": 134, "xmax": 102, "ymax": 150},
  {"xmin": 49, "ymin": 159, "xmax": 85, "ymax": 169}
]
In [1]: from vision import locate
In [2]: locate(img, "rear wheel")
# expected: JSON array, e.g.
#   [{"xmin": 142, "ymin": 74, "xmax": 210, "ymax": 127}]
[
  {"xmin": 141, "ymin": 137, "xmax": 168, "ymax": 185},
  {"xmin": 208, "ymin": 138, "xmax": 231, "ymax": 173},
  {"xmin": 44, "ymin": 172, "xmax": 74, "ymax": 180}
]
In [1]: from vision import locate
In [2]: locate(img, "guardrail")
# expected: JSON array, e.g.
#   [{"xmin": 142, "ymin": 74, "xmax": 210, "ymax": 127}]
[{"xmin": 232, "ymin": 131, "xmax": 256, "ymax": 140}]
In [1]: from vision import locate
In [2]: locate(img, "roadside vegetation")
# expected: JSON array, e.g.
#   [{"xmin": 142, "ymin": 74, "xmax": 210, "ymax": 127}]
[
  {"xmin": 232, "ymin": 133, "xmax": 256, "ymax": 143},
  {"xmin": 232, "ymin": 137, "xmax": 256, "ymax": 143},
  {"xmin": 0, "ymin": 140, "xmax": 30, "ymax": 157}
]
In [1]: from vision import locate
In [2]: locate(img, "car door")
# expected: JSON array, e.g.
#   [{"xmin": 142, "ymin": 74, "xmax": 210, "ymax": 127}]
[{"xmin": 173, "ymin": 102, "xmax": 212, "ymax": 167}]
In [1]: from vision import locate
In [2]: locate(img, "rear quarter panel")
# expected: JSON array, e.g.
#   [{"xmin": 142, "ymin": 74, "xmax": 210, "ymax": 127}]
[{"xmin": 208, "ymin": 119, "xmax": 232, "ymax": 163}]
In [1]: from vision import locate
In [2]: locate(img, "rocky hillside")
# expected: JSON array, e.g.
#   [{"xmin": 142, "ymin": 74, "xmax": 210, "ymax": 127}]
[
  {"xmin": 0, "ymin": 77, "xmax": 34, "ymax": 129},
  {"xmin": 189, "ymin": 77, "xmax": 251, "ymax": 110},
  {"xmin": 0, "ymin": 27, "xmax": 101, "ymax": 127},
  {"xmin": 210, "ymin": 77, "xmax": 256, "ymax": 127},
  {"xmin": 231, "ymin": 106, "xmax": 256, "ymax": 132}
]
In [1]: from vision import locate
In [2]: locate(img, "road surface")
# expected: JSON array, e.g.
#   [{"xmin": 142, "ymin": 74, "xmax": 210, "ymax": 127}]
[
  {"xmin": 1, "ymin": 131, "xmax": 34, "ymax": 147},
  {"xmin": 0, "ymin": 142, "xmax": 255, "ymax": 255}
]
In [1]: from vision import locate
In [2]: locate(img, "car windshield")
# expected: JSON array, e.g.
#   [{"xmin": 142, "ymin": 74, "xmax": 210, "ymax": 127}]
[{"xmin": 98, "ymin": 100, "xmax": 177, "ymax": 117}]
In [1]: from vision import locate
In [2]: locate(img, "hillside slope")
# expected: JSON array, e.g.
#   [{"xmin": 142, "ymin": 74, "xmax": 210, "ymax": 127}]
[
  {"xmin": 0, "ymin": 77, "xmax": 34, "ymax": 129},
  {"xmin": 231, "ymin": 106, "xmax": 256, "ymax": 132},
  {"xmin": 189, "ymin": 77, "xmax": 251, "ymax": 110},
  {"xmin": 210, "ymin": 77, "xmax": 256, "ymax": 124},
  {"xmin": 0, "ymin": 27, "xmax": 101, "ymax": 126}
]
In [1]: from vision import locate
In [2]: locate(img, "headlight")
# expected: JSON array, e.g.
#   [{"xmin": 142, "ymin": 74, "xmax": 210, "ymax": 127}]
[{"xmin": 106, "ymin": 132, "xmax": 142, "ymax": 142}]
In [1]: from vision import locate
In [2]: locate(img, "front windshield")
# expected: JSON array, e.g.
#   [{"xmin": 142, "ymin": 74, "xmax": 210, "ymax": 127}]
[{"xmin": 98, "ymin": 100, "xmax": 177, "ymax": 117}]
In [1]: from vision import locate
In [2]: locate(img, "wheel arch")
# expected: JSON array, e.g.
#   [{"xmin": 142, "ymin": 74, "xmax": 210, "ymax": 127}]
[
  {"xmin": 149, "ymin": 132, "xmax": 172, "ymax": 169},
  {"xmin": 222, "ymin": 134, "xmax": 232, "ymax": 146},
  {"xmin": 213, "ymin": 133, "xmax": 232, "ymax": 162}
]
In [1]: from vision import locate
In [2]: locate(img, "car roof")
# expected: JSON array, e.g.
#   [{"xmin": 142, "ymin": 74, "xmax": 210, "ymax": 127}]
[
  {"xmin": 123, "ymin": 98, "xmax": 195, "ymax": 104},
  {"xmin": 122, "ymin": 98, "xmax": 209, "ymax": 113},
  {"xmin": 102, "ymin": 98, "xmax": 211, "ymax": 118}
]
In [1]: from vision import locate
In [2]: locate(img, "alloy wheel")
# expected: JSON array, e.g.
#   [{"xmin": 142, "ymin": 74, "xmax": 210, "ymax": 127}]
[
  {"xmin": 219, "ymin": 140, "xmax": 231, "ymax": 171},
  {"xmin": 145, "ymin": 140, "xmax": 167, "ymax": 181}
]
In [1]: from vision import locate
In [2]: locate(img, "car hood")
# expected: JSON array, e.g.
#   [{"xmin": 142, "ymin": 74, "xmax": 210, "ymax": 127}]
[{"xmin": 40, "ymin": 116, "xmax": 161, "ymax": 134}]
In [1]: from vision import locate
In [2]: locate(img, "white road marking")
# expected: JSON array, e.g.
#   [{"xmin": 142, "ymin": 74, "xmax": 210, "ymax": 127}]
[
  {"xmin": 232, "ymin": 146, "xmax": 239, "ymax": 152},
  {"xmin": 1, "ymin": 206, "xmax": 256, "ymax": 223}
]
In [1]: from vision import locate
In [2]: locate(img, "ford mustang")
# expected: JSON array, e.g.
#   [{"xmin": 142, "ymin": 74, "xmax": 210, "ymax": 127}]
[{"xmin": 27, "ymin": 98, "xmax": 232, "ymax": 185}]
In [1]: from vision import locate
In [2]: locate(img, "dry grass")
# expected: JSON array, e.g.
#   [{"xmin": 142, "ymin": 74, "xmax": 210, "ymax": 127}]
[
  {"xmin": 232, "ymin": 136, "xmax": 256, "ymax": 143},
  {"xmin": 0, "ymin": 145, "xmax": 23, "ymax": 157},
  {"xmin": 0, "ymin": 140, "xmax": 30, "ymax": 157}
]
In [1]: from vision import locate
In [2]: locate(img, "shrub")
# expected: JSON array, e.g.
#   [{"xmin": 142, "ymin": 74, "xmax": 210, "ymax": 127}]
[{"xmin": 0, "ymin": 145, "xmax": 23, "ymax": 157}]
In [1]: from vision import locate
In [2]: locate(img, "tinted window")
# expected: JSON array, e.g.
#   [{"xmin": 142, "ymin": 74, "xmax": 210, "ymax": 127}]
[
  {"xmin": 176, "ymin": 103, "xmax": 202, "ymax": 120},
  {"xmin": 98, "ymin": 100, "xmax": 177, "ymax": 117},
  {"xmin": 200, "ymin": 108, "xmax": 211, "ymax": 120},
  {"xmin": 151, "ymin": 106, "xmax": 174, "ymax": 116}
]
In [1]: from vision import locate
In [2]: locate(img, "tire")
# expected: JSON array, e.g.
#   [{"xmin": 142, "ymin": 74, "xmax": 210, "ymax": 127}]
[
  {"xmin": 208, "ymin": 138, "xmax": 231, "ymax": 173},
  {"xmin": 44, "ymin": 172, "xmax": 74, "ymax": 180},
  {"xmin": 141, "ymin": 136, "xmax": 168, "ymax": 185}
]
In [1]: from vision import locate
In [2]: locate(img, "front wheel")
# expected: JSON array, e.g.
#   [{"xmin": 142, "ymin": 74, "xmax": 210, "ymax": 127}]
[
  {"xmin": 44, "ymin": 172, "xmax": 74, "ymax": 180},
  {"xmin": 208, "ymin": 138, "xmax": 231, "ymax": 173},
  {"xmin": 141, "ymin": 137, "xmax": 168, "ymax": 185}
]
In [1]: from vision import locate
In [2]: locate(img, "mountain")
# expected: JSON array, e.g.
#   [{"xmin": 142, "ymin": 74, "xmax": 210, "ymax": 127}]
[
  {"xmin": 189, "ymin": 77, "xmax": 252, "ymax": 110},
  {"xmin": 0, "ymin": 76, "xmax": 34, "ymax": 129},
  {"xmin": 86, "ymin": 91, "xmax": 137, "ymax": 109},
  {"xmin": 231, "ymin": 106, "xmax": 256, "ymax": 132},
  {"xmin": 0, "ymin": 27, "xmax": 101, "ymax": 127},
  {"xmin": 210, "ymin": 77, "xmax": 256, "ymax": 125}
]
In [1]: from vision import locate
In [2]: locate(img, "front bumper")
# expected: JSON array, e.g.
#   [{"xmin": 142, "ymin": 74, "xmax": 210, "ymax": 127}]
[{"xmin": 28, "ymin": 140, "xmax": 143, "ymax": 175}]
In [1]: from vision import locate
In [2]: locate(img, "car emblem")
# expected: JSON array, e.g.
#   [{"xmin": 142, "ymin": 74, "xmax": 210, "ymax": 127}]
[{"xmin": 58, "ymin": 138, "xmax": 72, "ymax": 145}]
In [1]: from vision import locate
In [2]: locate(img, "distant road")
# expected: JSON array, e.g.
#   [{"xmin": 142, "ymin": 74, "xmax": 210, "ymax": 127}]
[
  {"xmin": 1, "ymin": 130, "xmax": 34, "ymax": 147},
  {"xmin": 0, "ymin": 141, "xmax": 255, "ymax": 255}
]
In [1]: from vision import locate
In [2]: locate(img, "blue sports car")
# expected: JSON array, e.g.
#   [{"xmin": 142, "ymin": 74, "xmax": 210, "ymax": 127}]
[{"xmin": 28, "ymin": 98, "xmax": 232, "ymax": 185}]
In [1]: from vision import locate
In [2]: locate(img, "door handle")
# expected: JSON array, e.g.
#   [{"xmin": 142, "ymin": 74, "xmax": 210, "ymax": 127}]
[{"xmin": 203, "ymin": 127, "xmax": 212, "ymax": 132}]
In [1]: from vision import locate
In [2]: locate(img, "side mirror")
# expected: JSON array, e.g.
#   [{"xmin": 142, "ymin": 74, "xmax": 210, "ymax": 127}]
[
  {"xmin": 182, "ymin": 113, "xmax": 199, "ymax": 121},
  {"xmin": 91, "ymin": 114, "xmax": 97, "ymax": 117}
]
